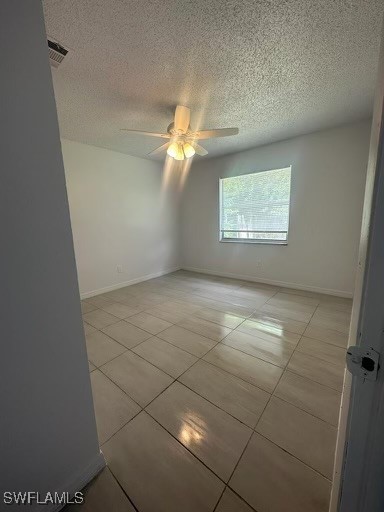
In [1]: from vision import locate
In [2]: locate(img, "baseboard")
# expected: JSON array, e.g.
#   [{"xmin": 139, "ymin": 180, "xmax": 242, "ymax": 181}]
[
  {"xmin": 181, "ymin": 266, "xmax": 353, "ymax": 298},
  {"xmin": 29, "ymin": 451, "xmax": 106, "ymax": 512},
  {"xmin": 80, "ymin": 266, "xmax": 181, "ymax": 299}
]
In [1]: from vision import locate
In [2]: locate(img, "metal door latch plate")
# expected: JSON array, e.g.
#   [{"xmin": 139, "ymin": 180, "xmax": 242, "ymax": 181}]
[{"xmin": 346, "ymin": 346, "xmax": 379, "ymax": 381}]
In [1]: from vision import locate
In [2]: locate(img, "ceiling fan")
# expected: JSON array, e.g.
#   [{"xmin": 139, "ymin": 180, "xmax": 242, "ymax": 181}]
[{"xmin": 120, "ymin": 105, "xmax": 239, "ymax": 160}]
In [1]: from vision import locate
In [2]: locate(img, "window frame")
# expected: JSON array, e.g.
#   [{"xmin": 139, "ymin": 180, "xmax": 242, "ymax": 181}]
[{"xmin": 218, "ymin": 166, "xmax": 292, "ymax": 246}]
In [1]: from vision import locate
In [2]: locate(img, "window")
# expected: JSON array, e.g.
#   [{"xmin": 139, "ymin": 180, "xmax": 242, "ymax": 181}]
[{"xmin": 219, "ymin": 166, "xmax": 291, "ymax": 244}]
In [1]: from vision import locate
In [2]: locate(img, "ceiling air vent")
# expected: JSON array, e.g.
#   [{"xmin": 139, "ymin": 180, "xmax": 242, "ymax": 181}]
[{"xmin": 48, "ymin": 39, "xmax": 68, "ymax": 68}]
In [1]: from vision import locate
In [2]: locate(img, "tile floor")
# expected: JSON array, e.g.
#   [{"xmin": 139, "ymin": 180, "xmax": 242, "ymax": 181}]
[{"xmin": 75, "ymin": 270, "xmax": 351, "ymax": 512}]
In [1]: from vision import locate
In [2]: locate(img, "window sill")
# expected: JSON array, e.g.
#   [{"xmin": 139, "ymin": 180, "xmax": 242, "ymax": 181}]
[{"xmin": 219, "ymin": 238, "xmax": 288, "ymax": 246}]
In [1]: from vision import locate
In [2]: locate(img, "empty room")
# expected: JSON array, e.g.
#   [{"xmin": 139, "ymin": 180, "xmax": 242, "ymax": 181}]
[{"xmin": 3, "ymin": 1, "xmax": 384, "ymax": 512}]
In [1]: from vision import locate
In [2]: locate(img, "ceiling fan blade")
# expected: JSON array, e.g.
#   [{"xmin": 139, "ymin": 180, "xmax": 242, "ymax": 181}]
[
  {"xmin": 148, "ymin": 142, "xmax": 170, "ymax": 156},
  {"xmin": 120, "ymin": 129, "xmax": 170, "ymax": 139},
  {"xmin": 174, "ymin": 105, "xmax": 190, "ymax": 132},
  {"xmin": 194, "ymin": 143, "xmax": 208, "ymax": 156},
  {"xmin": 195, "ymin": 128, "xmax": 239, "ymax": 140}
]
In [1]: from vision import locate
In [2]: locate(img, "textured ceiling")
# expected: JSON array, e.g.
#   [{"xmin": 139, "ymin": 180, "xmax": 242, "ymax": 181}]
[{"xmin": 43, "ymin": 0, "xmax": 383, "ymax": 160}]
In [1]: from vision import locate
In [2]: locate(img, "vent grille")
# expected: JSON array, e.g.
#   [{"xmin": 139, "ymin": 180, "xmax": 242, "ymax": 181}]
[{"xmin": 48, "ymin": 39, "xmax": 68, "ymax": 68}]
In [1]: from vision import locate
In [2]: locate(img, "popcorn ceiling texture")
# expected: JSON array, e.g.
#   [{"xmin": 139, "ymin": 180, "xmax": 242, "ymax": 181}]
[{"xmin": 43, "ymin": 0, "xmax": 383, "ymax": 160}]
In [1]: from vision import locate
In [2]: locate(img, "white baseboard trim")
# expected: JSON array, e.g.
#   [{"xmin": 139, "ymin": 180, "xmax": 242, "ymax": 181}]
[
  {"xmin": 80, "ymin": 266, "xmax": 180, "ymax": 300},
  {"xmin": 32, "ymin": 451, "xmax": 106, "ymax": 512},
  {"xmin": 181, "ymin": 266, "xmax": 353, "ymax": 298}
]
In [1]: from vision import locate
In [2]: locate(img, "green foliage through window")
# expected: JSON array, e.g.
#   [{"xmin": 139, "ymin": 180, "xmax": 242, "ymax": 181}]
[{"xmin": 220, "ymin": 167, "xmax": 291, "ymax": 242}]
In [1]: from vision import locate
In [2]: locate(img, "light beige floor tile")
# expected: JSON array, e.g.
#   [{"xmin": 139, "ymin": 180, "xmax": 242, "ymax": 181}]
[
  {"xmin": 274, "ymin": 371, "xmax": 341, "ymax": 425},
  {"xmin": 230, "ymin": 287, "xmax": 275, "ymax": 304},
  {"xmin": 85, "ymin": 331, "xmax": 126, "ymax": 367},
  {"xmin": 287, "ymin": 352, "xmax": 345, "ymax": 391},
  {"xmin": 132, "ymin": 337, "xmax": 198, "ymax": 378},
  {"xmin": 237, "ymin": 281, "xmax": 279, "ymax": 293},
  {"xmin": 178, "ymin": 316, "xmax": 232, "ymax": 341},
  {"xmin": 88, "ymin": 361, "xmax": 96, "ymax": 372},
  {"xmin": 196, "ymin": 282, "xmax": 241, "ymax": 294},
  {"xmin": 223, "ymin": 330, "xmax": 293, "ymax": 367},
  {"xmin": 157, "ymin": 325, "xmax": 217, "ymax": 357},
  {"xmin": 134, "ymin": 292, "xmax": 168, "ymax": 306},
  {"xmin": 304, "ymin": 324, "xmax": 348, "ymax": 347},
  {"xmin": 261, "ymin": 302, "xmax": 314, "ymax": 323},
  {"xmin": 126, "ymin": 312, "xmax": 172, "ymax": 335},
  {"xmin": 213, "ymin": 292, "xmax": 264, "ymax": 310},
  {"xmin": 215, "ymin": 488, "xmax": 254, "ymax": 512},
  {"xmin": 317, "ymin": 299, "xmax": 353, "ymax": 314},
  {"xmin": 100, "ymin": 302, "xmax": 144, "ymax": 319},
  {"xmin": 79, "ymin": 273, "xmax": 347, "ymax": 512},
  {"xmin": 112, "ymin": 295, "xmax": 149, "ymax": 308},
  {"xmin": 229, "ymin": 433, "xmax": 331, "ymax": 512},
  {"xmin": 124, "ymin": 283, "xmax": 154, "ymax": 294},
  {"xmin": 297, "ymin": 336, "xmax": 346, "ymax": 366},
  {"xmin": 249, "ymin": 310, "xmax": 307, "ymax": 334},
  {"xmin": 83, "ymin": 322, "xmax": 96, "ymax": 336},
  {"xmin": 236, "ymin": 319, "xmax": 301, "ymax": 347},
  {"xmin": 310, "ymin": 309, "xmax": 351, "ymax": 334},
  {"xmin": 156, "ymin": 300, "xmax": 202, "ymax": 315},
  {"xmin": 101, "ymin": 351, "xmax": 173, "ymax": 407},
  {"xmin": 207, "ymin": 301, "xmax": 255, "ymax": 318},
  {"xmin": 101, "ymin": 320, "xmax": 152, "ymax": 348},
  {"xmin": 65, "ymin": 467, "xmax": 136, "ymax": 512},
  {"xmin": 90, "ymin": 370, "xmax": 140, "ymax": 445},
  {"xmin": 204, "ymin": 344, "xmax": 283, "ymax": 393},
  {"xmin": 83, "ymin": 309, "xmax": 120, "ymax": 329},
  {"xmin": 144, "ymin": 306, "xmax": 188, "ymax": 324},
  {"xmin": 102, "ymin": 412, "xmax": 224, "ymax": 512},
  {"xmin": 158, "ymin": 287, "xmax": 192, "ymax": 299},
  {"xmin": 267, "ymin": 296, "xmax": 318, "ymax": 315},
  {"xmin": 277, "ymin": 287, "xmax": 329, "ymax": 300},
  {"xmin": 178, "ymin": 294, "xmax": 217, "ymax": 308},
  {"xmin": 164, "ymin": 281, "xmax": 198, "ymax": 293},
  {"xmin": 185, "ymin": 295, "xmax": 255, "ymax": 318},
  {"xmin": 81, "ymin": 301, "xmax": 98, "ymax": 314},
  {"xmin": 316, "ymin": 306, "xmax": 351, "ymax": 320},
  {"xmin": 84, "ymin": 295, "xmax": 115, "ymax": 308},
  {"xmin": 193, "ymin": 286, "xmax": 235, "ymax": 299},
  {"xmin": 101, "ymin": 288, "xmax": 144, "ymax": 305},
  {"xmin": 147, "ymin": 382, "xmax": 252, "ymax": 481},
  {"xmin": 268, "ymin": 291, "xmax": 320, "ymax": 307},
  {"xmin": 102, "ymin": 288, "xmax": 135, "ymax": 302},
  {"xmin": 179, "ymin": 360, "xmax": 270, "ymax": 428},
  {"xmin": 256, "ymin": 397, "xmax": 337, "ymax": 478},
  {"xmin": 193, "ymin": 308, "xmax": 245, "ymax": 329}
]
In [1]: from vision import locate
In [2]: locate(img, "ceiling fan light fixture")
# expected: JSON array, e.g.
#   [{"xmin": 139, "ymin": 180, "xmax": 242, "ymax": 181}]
[
  {"xmin": 183, "ymin": 142, "xmax": 195, "ymax": 158},
  {"xmin": 167, "ymin": 142, "xmax": 179, "ymax": 158},
  {"xmin": 174, "ymin": 143, "xmax": 185, "ymax": 161},
  {"xmin": 122, "ymin": 105, "xmax": 238, "ymax": 160}
]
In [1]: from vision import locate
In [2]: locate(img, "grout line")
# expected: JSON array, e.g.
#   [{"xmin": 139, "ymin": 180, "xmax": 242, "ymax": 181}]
[
  {"xmin": 221, "ymin": 304, "xmax": 333, "ymax": 502},
  {"xmin": 88, "ymin": 298, "xmax": 342, "ymax": 426},
  {"xmin": 105, "ymin": 466, "xmax": 140, "ymax": 512},
  {"xmin": 212, "ymin": 486, "xmax": 227, "ymax": 512},
  {"xmin": 86, "ymin": 271, "xmax": 348, "ymax": 510},
  {"xmin": 214, "ymin": 486, "xmax": 259, "ymax": 512},
  {"xmin": 243, "ymin": 429, "xmax": 334, "ymax": 483},
  {"xmin": 142, "ymin": 408, "xmax": 237, "ymax": 487},
  {"xmin": 99, "ymin": 405, "xmax": 143, "ymax": 447},
  {"xmin": 253, "ymin": 303, "xmax": 319, "ymax": 427},
  {"xmin": 265, "ymin": 394, "xmax": 339, "ymax": 428},
  {"xmin": 175, "ymin": 376, "xmax": 256, "ymax": 430}
]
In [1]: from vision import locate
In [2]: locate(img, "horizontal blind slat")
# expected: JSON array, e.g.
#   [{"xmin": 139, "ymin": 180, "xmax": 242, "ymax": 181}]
[{"xmin": 220, "ymin": 167, "xmax": 291, "ymax": 240}]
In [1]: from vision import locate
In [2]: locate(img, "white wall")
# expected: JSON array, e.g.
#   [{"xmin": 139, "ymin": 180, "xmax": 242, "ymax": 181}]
[
  {"xmin": 180, "ymin": 121, "xmax": 371, "ymax": 296},
  {"xmin": 61, "ymin": 140, "xmax": 180, "ymax": 297},
  {"xmin": 1, "ymin": 1, "xmax": 102, "ymax": 506}
]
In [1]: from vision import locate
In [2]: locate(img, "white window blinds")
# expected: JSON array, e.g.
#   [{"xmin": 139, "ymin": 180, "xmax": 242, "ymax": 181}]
[{"xmin": 219, "ymin": 167, "xmax": 291, "ymax": 243}]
